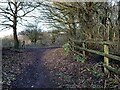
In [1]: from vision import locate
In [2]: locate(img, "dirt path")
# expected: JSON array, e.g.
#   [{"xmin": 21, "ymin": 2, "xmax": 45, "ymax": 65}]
[
  {"xmin": 3, "ymin": 47, "xmax": 120, "ymax": 88},
  {"xmin": 11, "ymin": 47, "xmax": 58, "ymax": 88}
]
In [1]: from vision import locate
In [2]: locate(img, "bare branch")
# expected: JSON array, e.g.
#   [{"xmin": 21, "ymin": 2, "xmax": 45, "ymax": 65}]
[
  {"xmin": 8, "ymin": 2, "xmax": 14, "ymax": 14},
  {"xmin": 0, "ymin": 23, "xmax": 13, "ymax": 27},
  {"xmin": 0, "ymin": 14, "xmax": 13, "ymax": 22},
  {"xmin": 0, "ymin": 6, "xmax": 13, "ymax": 16},
  {"xmin": 0, "ymin": 26, "xmax": 11, "ymax": 32}
]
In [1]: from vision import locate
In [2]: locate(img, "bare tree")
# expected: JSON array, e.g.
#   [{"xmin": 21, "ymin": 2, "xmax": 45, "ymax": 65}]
[
  {"xmin": 0, "ymin": 0, "xmax": 42, "ymax": 49},
  {"xmin": 19, "ymin": 22, "xmax": 42, "ymax": 45}
]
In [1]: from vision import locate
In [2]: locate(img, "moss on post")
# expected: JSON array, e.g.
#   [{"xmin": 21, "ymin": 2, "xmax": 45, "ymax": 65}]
[{"xmin": 104, "ymin": 44, "xmax": 109, "ymax": 73}]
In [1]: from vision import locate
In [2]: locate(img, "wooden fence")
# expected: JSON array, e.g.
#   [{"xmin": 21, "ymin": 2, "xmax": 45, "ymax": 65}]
[{"xmin": 69, "ymin": 39, "xmax": 120, "ymax": 74}]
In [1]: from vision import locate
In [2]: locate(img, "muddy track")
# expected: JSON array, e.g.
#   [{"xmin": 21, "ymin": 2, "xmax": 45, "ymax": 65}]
[{"xmin": 11, "ymin": 47, "xmax": 58, "ymax": 88}]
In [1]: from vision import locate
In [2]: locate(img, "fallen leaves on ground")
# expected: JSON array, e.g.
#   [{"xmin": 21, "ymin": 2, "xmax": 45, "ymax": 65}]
[
  {"xmin": 2, "ymin": 47, "xmax": 120, "ymax": 89},
  {"xmin": 2, "ymin": 48, "xmax": 35, "ymax": 88},
  {"xmin": 42, "ymin": 48, "xmax": 120, "ymax": 88}
]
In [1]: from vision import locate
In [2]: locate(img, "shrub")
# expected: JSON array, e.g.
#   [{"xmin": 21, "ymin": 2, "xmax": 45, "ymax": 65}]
[
  {"xmin": 2, "ymin": 38, "xmax": 14, "ymax": 48},
  {"xmin": 62, "ymin": 43, "xmax": 71, "ymax": 55},
  {"xmin": 73, "ymin": 55, "xmax": 86, "ymax": 63}
]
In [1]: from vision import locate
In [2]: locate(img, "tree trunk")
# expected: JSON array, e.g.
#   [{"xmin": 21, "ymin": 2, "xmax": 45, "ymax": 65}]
[
  {"xmin": 13, "ymin": 2, "xmax": 19, "ymax": 49},
  {"xmin": 13, "ymin": 26, "xmax": 19, "ymax": 49},
  {"xmin": 118, "ymin": 2, "xmax": 120, "ymax": 54}
]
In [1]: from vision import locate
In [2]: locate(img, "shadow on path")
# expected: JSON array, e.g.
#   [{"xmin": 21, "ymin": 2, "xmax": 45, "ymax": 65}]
[{"xmin": 11, "ymin": 47, "xmax": 57, "ymax": 88}]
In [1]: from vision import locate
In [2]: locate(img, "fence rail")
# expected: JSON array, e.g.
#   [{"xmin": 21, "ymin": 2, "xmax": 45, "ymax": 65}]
[
  {"xmin": 72, "ymin": 45, "xmax": 120, "ymax": 61},
  {"xmin": 70, "ymin": 39, "xmax": 120, "ymax": 74}
]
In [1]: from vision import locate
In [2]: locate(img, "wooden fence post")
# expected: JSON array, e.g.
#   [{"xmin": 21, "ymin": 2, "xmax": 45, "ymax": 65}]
[
  {"xmin": 82, "ymin": 42, "xmax": 85, "ymax": 57},
  {"xmin": 104, "ymin": 44, "xmax": 109, "ymax": 73}
]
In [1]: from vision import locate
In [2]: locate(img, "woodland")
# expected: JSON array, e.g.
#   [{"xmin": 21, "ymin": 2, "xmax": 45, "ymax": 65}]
[{"xmin": 0, "ymin": 0, "xmax": 120, "ymax": 89}]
